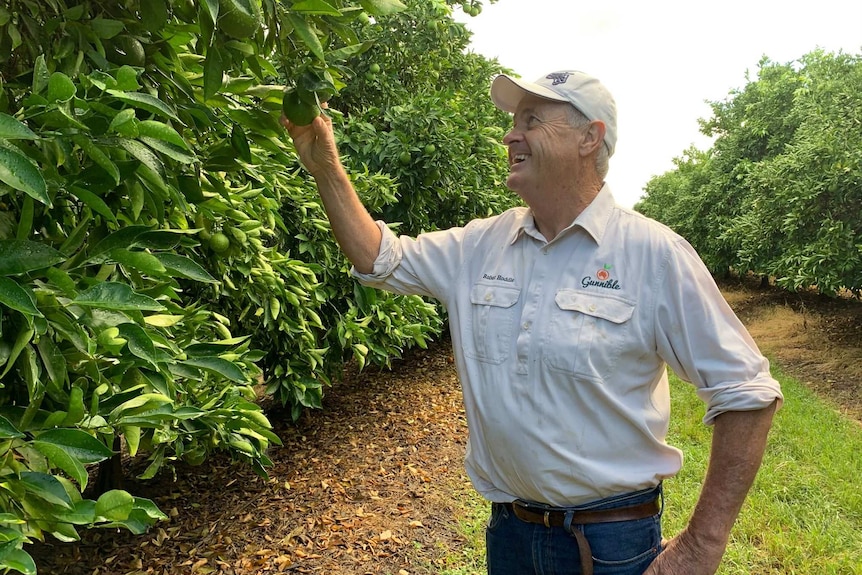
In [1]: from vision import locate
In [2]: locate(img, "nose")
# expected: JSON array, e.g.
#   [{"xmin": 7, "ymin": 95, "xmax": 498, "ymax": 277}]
[{"xmin": 503, "ymin": 126, "xmax": 522, "ymax": 145}]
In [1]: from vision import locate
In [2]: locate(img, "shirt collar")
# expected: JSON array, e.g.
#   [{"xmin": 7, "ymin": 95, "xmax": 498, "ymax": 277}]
[{"xmin": 509, "ymin": 184, "xmax": 618, "ymax": 246}]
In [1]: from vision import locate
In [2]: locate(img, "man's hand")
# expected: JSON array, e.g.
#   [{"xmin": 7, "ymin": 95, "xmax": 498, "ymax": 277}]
[
  {"xmin": 645, "ymin": 530, "xmax": 724, "ymax": 575},
  {"xmin": 280, "ymin": 107, "xmax": 340, "ymax": 179}
]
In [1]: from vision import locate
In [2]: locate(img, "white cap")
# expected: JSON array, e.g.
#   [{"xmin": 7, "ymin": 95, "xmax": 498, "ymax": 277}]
[{"xmin": 491, "ymin": 70, "xmax": 617, "ymax": 157}]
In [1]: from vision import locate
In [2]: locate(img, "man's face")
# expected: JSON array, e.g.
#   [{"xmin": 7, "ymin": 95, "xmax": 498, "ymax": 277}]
[{"xmin": 502, "ymin": 95, "xmax": 586, "ymax": 199}]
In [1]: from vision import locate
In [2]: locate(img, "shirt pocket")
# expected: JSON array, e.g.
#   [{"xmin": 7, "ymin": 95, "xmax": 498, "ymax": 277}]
[
  {"xmin": 464, "ymin": 283, "xmax": 521, "ymax": 365},
  {"xmin": 543, "ymin": 289, "xmax": 636, "ymax": 380}
]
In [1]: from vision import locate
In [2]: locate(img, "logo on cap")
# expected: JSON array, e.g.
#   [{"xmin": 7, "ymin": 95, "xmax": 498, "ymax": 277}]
[{"xmin": 546, "ymin": 72, "xmax": 571, "ymax": 86}]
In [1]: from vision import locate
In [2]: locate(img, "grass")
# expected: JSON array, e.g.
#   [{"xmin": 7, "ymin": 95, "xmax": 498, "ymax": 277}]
[{"xmin": 438, "ymin": 367, "xmax": 862, "ymax": 574}]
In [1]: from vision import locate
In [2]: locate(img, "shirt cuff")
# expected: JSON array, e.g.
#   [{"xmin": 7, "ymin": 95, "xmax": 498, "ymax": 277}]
[
  {"xmin": 351, "ymin": 221, "xmax": 402, "ymax": 281},
  {"xmin": 697, "ymin": 375, "xmax": 784, "ymax": 425}
]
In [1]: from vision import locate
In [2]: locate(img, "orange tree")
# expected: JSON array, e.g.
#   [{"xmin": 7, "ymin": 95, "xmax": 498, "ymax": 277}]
[
  {"xmin": 636, "ymin": 50, "xmax": 862, "ymax": 295},
  {"xmin": 0, "ymin": 0, "xmax": 512, "ymax": 571}
]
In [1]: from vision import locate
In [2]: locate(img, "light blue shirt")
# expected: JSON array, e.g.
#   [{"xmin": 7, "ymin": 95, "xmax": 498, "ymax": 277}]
[{"xmin": 354, "ymin": 185, "xmax": 783, "ymax": 506}]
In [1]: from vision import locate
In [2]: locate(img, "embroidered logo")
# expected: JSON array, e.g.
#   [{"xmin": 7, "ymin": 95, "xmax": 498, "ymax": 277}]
[
  {"xmin": 581, "ymin": 264, "xmax": 621, "ymax": 290},
  {"xmin": 546, "ymin": 72, "xmax": 571, "ymax": 86}
]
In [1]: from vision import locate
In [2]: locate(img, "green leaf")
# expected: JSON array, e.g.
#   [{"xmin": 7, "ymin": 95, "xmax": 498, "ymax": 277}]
[
  {"xmin": 17, "ymin": 472, "xmax": 73, "ymax": 509},
  {"xmin": 286, "ymin": 13, "xmax": 326, "ymax": 62},
  {"xmin": 86, "ymin": 225, "xmax": 152, "ymax": 263},
  {"xmin": 106, "ymin": 90, "xmax": 179, "ymax": 121},
  {"xmin": 91, "ymin": 18, "xmax": 125, "ymax": 39},
  {"xmin": 203, "ymin": 0, "xmax": 219, "ymax": 23},
  {"xmin": 35, "ymin": 428, "xmax": 115, "ymax": 463},
  {"xmin": 0, "ymin": 240, "xmax": 65, "ymax": 275},
  {"xmin": 137, "ymin": 120, "xmax": 191, "ymax": 150},
  {"xmin": 69, "ymin": 186, "xmax": 118, "ymax": 224},
  {"xmin": 182, "ymin": 356, "xmax": 247, "ymax": 383},
  {"xmin": 230, "ymin": 124, "xmax": 251, "ymax": 163},
  {"xmin": 0, "ymin": 146, "xmax": 49, "ymax": 205},
  {"xmin": 36, "ymin": 336, "xmax": 67, "ymax": 386},
  {"xmin": 109, "ymin": 248, "xmax": 168, "ymax": 276},
  {"xmin": 71, "ymin": 135, "xmax": 121, "ymax": 185},
  {"xmin": 73, "ymin": 282, "xmax": 165, "ymax": 311},
  {"xmin": 47, "ymin": 72, "xmax": 76, "ymax": 103},
  {"xmin": 203, "ymin": 46, "xmax": 224, "ymax": 100},
  {"xmin": 140, "ymin": 0, "xmax": 168, "ymax": 32},
  {"xmin": 0, "ymin": 277, "xmax": 43, "ymax": 317},
  {"xmin": 358, "ymin": 0, "xmax": 406, "ymax": 16},
  {"xmin": 52, "ymin": 499, "xmax": 96, "ymax": 525},
  {"xmin": 0, "ymin": 113, "xmax": 37, "ymax": 140},
  {"xmin": 122, "ymin": 425, "xmax": 141, "ymax": 456},
  {"xmin": 32, "ymin": 54, "xmax": 49, "ymax": 94},
  {"xmin": 117, "ymin": 323, "xmax": 160, "ymax": 365},
  {"xmin": 110, "ymin": 393, "xmax": 173, "ymax": 419},
  {"xmin": 0, "ymin": 415, "xmax": 24, "ymax": 439},
  {"xmin": 139, "ymin": 137, "xmax": 196, "ymax": 164},
  {"xmin": 0, "ymin": 548, "xmax": 37, "ymax": 575},
  {"xmin": 120, "ymin": 138, "xmax": 166, "ymax": 180},
  {"xmin": 291, "ymin": 0, "xmax": 342, "ymax": 16},
  {"xmin": 94, "ymin": 489, "xmax": 134, "ymax": 521},
  {"xmin": 30, "ymin": 442, "xmax": 90, "ymax": 490},
  {"xmin": 154, "ymin": 253, "xmax": 218, "ymax": 283}
]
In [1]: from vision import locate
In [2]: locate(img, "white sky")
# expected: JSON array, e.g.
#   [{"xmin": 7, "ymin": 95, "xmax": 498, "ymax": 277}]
[{"xmin": 455, "ymin": 0, "xmax": 862, "ymax": 208}]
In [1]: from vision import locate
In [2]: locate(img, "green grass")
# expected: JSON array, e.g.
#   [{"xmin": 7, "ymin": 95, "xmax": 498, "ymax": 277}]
[{"xmin": 438, "ymin": 367, "xmax": 862, "ymax": 574}]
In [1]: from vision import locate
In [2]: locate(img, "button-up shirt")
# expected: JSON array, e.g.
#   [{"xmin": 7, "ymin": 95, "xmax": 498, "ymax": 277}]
[{"xmin": 354, "ymin": 185, "xmax": 783, "ymax": 506}]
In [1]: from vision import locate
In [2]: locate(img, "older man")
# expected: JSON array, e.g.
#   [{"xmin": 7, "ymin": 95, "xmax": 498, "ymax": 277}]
[{"xmin": 283, "ymin": 70, "xmax": 783, "ymax": 575}]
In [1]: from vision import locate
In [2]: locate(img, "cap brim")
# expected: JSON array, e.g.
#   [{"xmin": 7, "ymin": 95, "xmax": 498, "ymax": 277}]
[{"xmin": 491, "ymin": 74, "xmax": 569, "ymax": 113}]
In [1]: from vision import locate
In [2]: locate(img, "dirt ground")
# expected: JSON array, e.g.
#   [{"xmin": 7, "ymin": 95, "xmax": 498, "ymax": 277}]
[{"xmin": 29, "ymin": 279, "xmax": 862, "ymax": 575}]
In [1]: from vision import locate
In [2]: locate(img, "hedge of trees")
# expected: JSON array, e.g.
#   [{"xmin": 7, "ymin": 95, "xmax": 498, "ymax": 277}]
[
  {"xmin": 635, "ymin": 50, "xmax": 862, "ymax": 297},
  {"xmin": 0, "ymin": 0, "xmax": 514, "ymax": 571}
]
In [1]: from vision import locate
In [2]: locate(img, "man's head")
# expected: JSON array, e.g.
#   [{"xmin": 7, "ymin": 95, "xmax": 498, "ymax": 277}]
[{"xmin": 491, "ymin": 70, "xmax": 617, "ymax": 159}]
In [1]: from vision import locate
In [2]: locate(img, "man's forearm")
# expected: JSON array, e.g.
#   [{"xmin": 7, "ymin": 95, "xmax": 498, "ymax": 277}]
[
  {"xmin": 647, "ymin": 402, "xmax": 778, "ymax": 574},
  {"xmin": 686, "ymin": 402, "xmax": 778, "ymax": 557},
  {"xmin": 312, "ymin": 164, "xmax": 382, "ymax": 274}
]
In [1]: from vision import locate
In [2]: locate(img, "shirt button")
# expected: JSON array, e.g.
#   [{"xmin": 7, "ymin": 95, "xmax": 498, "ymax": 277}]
[
  {"xmin": 522, "ymin": 322, "xmax": 531, "ymax": 330},
  {"xmin": 588, "ymin": 304, "xmax": 597, "ymax": 312},
  {"xmin": 484, "ymin": 293, "xmax": 493, "ymax": 302}
]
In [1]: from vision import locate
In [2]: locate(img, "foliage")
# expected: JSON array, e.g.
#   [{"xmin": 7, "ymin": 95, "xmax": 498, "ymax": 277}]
[
  {"xmin": 636, "ymin": 50, "xmax": 862, "ymax": 295},
  {"xmin": 0, "ymin": 0, "xmax": 513, "ymax": 570}
]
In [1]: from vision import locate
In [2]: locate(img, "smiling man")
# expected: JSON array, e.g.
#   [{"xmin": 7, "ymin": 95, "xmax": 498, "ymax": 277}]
[{"xmin": 282, "ymin": 69, "xmax": 783, "ymax": 575}]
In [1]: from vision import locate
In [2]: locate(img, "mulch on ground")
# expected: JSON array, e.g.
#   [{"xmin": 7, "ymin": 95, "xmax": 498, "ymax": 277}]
[{"xmin": 29, "ymin": 281, "xmax": 862, "ymax": 574}]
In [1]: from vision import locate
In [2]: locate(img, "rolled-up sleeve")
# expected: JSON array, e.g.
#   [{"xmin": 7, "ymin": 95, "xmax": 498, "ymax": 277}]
[
  {"xmin": 351, "ymin": 221, "xmax": 403, "ymax": 283},
  {"xmin": 654, "ymin": 239, "xmax": 783, "ymax": 424}
]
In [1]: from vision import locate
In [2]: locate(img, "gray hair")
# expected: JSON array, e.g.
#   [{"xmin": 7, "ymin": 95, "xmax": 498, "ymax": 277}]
[{"xmin": 566, "ymin": 106, "xmax": 610, "ymax": 180}]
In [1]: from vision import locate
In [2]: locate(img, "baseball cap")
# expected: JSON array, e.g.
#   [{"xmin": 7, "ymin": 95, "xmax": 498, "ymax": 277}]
[{"xmin": 490, "ymin": 70, "xmax": 617, "ymax": 157}]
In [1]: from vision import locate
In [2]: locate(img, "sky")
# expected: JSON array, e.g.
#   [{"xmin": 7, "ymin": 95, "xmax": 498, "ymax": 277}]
[{"xmin": 454, "ymin": 0, "xmax": 862, "ymax": 208}]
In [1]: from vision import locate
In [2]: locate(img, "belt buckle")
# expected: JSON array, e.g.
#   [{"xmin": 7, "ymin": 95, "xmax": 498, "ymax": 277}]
[{"xmin": 543, "ymin": 510, "xmax": 551, "ymax": 528}]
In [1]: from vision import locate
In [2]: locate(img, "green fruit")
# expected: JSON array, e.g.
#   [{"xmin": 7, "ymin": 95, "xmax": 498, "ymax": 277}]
[
  {"xmin": 282, "ymin": 88, "xmax": 320, "ymax": 126},
  {"xmin": 105, "ymin": 36, "xmax": 146, "ymax": 67},
  {"xmin": 369, "ymin": 63, "xmax": 381, "ymax": 74},
  {"xmin": 209, "ymin": 231, "xmax": 231, "ymax": 253},
  {"xmin": 218, "ymin": 0, "xmax": 262, "ymax": 39},
  {"xmin": 398, "ymin": 151, "xmax": 412, "ymax": 165},
  {"xmin": 356, "ymin": 12, "xmax": 371, "ymax": 26},
  {"xmin": 424, "ymin": 144, "xmax": 436, "ymax": 154}
]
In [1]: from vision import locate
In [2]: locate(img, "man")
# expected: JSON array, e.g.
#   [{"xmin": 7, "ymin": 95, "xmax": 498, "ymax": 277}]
[{"xmin": 282, "ymin": 70, "xmax": 783, "ymax": 575}]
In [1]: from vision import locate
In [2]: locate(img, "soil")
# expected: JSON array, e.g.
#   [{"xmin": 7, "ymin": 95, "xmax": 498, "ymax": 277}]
[{"xmin": 29, "ymin": 279, "xmax": 862, "ymax": 575}]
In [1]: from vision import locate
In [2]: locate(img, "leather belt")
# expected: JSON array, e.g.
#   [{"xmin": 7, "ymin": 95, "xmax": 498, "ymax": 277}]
[{"xmin": 506, "ymin": 497, "xmax": 660, "ymax": 575}]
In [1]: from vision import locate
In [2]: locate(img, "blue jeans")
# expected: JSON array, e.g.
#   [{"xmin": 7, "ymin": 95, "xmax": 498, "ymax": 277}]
[{"xmin": 486, "ymin": 485, "xmax": 663, "ymax": 575}]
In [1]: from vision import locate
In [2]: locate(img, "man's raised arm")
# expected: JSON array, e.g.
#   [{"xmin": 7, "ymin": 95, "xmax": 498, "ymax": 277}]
[{"xmin": 281, "ymin": 111, "xmax": 381, "ymax": 274}]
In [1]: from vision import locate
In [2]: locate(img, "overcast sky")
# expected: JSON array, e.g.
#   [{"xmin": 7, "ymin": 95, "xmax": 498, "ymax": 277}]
[{"xmin": 455, "ymin": 0, "xmax": 862, "ymax": 208}]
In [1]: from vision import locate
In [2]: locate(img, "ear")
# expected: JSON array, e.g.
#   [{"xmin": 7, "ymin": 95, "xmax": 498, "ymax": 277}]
[{"xmin": 579, "ymin": 120, "xmax": 606, "ymax": 157}]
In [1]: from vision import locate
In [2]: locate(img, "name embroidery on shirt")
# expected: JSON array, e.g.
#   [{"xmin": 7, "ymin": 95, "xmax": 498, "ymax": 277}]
[
  {"xmin": 581, "ymin": 264, "xmax": 621, "ymax": 290},
  {"xmin": 482, "ymin": 273, "xmax": 515, "ymax": 283}
]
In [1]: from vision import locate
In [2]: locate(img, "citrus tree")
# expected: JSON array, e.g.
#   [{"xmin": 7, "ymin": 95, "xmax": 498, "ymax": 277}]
[
  {"xmin": 0, "ymin": 0, "xmax": 514, "ymax": 570},
  {"xmin": 636, "ymin": 50, "xmax": 862, "ymax": 295}
]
